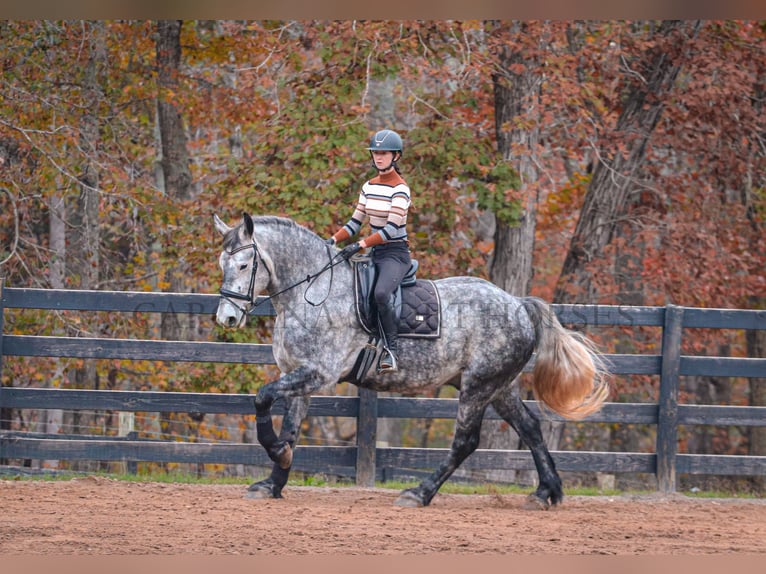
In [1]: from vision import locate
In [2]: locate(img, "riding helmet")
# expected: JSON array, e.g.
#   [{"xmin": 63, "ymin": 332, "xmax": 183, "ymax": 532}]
[{"xmin": 367, "ymin": 129, "xmax": 403, "ymax": 156}]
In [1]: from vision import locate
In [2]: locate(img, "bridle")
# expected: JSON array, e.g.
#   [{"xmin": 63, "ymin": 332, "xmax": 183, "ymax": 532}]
[
  {"xmin": 218, "ymin": 240, "xmax": 268, "ymax": 321},
  {"xmin": 218, "ymin": 239, "xmax": 346, "ymax": 321}
]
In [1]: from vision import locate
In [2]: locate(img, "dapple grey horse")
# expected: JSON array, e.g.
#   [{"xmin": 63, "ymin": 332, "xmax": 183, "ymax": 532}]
[{"xmin": 214, "ymin": 213, "xmax": 609, "ymax": 508}]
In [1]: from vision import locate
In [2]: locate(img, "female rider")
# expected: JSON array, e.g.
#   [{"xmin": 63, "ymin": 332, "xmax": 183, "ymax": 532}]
[{"xmin": 326, "ymin": 129, "xmax": 412, "ymax": 373}]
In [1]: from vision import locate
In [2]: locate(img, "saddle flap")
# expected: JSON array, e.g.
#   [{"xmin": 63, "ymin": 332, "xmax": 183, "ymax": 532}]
[{"xmin": 352, "ymin": 254, "xmax": 377, "ymax": 334}]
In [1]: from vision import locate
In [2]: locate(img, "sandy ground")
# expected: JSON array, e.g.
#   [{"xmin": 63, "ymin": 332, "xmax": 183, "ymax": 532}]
[{"xmin": 1, "ymin": 477, "xmax": 764, "ymax": 555}]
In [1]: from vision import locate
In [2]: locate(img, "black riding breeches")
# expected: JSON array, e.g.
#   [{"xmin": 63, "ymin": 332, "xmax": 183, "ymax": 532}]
[{"xmin": 371, "ymin": 241, "xmax": 411, "ymax": 344}]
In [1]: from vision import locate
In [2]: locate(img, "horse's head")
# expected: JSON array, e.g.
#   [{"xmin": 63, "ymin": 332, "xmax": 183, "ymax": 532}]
[{"xmin": 214, "ymin": 212, "xmax": 273, "ymax": 328}]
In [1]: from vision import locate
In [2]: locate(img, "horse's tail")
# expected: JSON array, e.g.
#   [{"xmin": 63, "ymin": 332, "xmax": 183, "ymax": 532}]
[{"xmin": 523, "ymin": 297, "xmax": 609, "ymax": 421}]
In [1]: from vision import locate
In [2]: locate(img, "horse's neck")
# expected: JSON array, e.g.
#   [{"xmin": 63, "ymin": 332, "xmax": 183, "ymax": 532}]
[{"xmin": 258, "ymin": 227, "xmax": 351, "ymax": 305}]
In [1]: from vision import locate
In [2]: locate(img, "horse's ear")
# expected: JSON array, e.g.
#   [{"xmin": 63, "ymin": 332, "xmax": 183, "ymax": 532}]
[
  {"xmin": 243, "ymin": 212, "xmax": 254, "ymax": 238},
  {"xmin": 213, "ymin": 214, "xmax": 231, "ymax": 236}
]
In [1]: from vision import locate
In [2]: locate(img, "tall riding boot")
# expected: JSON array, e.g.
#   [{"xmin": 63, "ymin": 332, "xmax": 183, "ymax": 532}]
[{"xmin": 377, "ymin": 297, "xmax": 399, "ymax": 373}]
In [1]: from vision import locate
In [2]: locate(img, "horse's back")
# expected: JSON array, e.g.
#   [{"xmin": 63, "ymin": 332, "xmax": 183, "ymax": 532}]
[{"xmin": 432, "ymin": 275, "xmax": 533, "ymax": 322}]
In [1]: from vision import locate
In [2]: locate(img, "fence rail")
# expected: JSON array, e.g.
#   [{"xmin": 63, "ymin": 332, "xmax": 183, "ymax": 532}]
[{"xmin": 2, "ymin": 282, "xmax": 765, "ymax": 492}]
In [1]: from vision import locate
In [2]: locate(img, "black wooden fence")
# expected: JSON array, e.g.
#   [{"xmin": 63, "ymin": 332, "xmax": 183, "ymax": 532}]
[{"xmin": 1, "ymin": 279, "xmax": 765, "ymax": 492}]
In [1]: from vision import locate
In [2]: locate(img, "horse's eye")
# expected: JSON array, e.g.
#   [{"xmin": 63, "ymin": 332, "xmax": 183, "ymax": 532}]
[{"xmin": 239, "ymin": 264, "xmax": 248, "ymax": 270}]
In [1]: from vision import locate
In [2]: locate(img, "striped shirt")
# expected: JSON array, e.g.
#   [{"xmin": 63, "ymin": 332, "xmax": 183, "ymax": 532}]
[{"xmin": 333, "ymin": 170, "xmax": 411, "ymax": 247}]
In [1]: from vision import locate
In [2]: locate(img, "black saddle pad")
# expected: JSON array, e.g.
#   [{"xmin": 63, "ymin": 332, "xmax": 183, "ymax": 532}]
[
  {"xmin": 352, "ymin": 256, "xmax": 441, "ymax": 339},
  {"xmin": 398, "ymin": 280, "xmax": 441, "ymax": 338}
]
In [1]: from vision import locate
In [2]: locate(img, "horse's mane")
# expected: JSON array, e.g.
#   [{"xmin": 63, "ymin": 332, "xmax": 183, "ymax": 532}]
[{"xmin": 223, "ymin": 215, "xmax": 321, "ymax": 251}]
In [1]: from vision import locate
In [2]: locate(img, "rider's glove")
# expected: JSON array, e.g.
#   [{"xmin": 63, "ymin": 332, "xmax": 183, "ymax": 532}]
[
  {"xmin": 338, "ymin": 242, "xmax": 362, "ymax": 261},
  {"xmin": 324, "ymin": 237, "xmax": 336, "ymax": 246}
]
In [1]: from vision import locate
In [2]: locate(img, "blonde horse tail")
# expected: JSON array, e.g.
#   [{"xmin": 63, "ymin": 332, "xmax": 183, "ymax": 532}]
[{"xmin": 524, "ymin": 297, "xmax": 610, "ymax": 421}]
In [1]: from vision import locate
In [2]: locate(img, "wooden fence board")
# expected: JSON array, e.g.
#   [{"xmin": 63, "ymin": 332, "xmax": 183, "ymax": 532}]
[
  {"xmin": 0, "ymin": 434, "xmax": 664, "ymax": 475},
  {"xmin": 553, "ymin": 305, "xmax": 665, "ymax": 327},
  {"xmin": 680, "ymin": 356, "xmax": 766, "ymax": 378},
  {"xmin": 0, "ymin": 388, "xmax": 359, "ymax": 417},
  {"xmin": 678, "ymin": 405, "xmax": 766, "ymax": 427},
  {"xmin": 377, "ymin": 448, "xmax": 656, "ymax": 473},
  {"xmin": 377, "ymin": 398, "xmax": 660, "ymax": 425},
  {"xmin": 676, "ymin": 454, "xmax": 766, "ymax": 476},
  {"xmin": 0, "ymin": 434, "xmax": 356, "ymax": 467},
  {"xmin": 2, "ymin": 288, "xmax": 275, "ymax": 316},
  {"xmin": 3, "ymin": 335, "xmax": 276, "ymax": 364},
  {"xmin": 682, "ymin": 308, "xmax": 766, "ymax": 330},
  {"xmin": 5, "ymin": 389, "xmax": 765, "ymax": 428}
]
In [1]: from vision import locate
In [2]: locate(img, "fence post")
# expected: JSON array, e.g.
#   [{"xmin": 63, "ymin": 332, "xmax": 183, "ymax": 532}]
[
  {"xmin": 355, "ymin": 387, "xmax": 377, "ymax": 487},
  {"xmin": 656, "ymin": 304, "xmax": 684, "ymax": 493},
  {"xmin": 0, "ymin": 277, "xmax": 6, "ymax": 464},
  {"xmin": 0, "ymin": 276, "xmax": 4, "ymax": 381}
]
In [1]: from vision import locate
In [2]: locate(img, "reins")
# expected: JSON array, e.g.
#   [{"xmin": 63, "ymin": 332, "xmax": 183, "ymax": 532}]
[
  {"xmin": 252, "ymin": 244, "xmax": 343, "ymax": 312},
  {"xmin": 218, "ymin": 240, "xmax": 347, "ymax": 318}
]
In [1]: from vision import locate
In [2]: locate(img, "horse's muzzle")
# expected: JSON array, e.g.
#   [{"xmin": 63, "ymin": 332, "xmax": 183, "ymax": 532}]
[{"xmin": 216, "ymin": 296, "xmax": 248, "ymax": 329}]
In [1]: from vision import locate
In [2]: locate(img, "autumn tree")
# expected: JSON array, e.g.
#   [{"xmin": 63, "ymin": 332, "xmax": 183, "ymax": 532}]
[{"xmin": 554, "ymin": 20, "xmax": 702, "ymax": 304}]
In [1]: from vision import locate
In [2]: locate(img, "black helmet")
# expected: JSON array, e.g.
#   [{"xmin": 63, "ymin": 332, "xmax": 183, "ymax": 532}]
[{"xmin": 367, "ymin": 129, "xmax": 403, "ymax": 155}]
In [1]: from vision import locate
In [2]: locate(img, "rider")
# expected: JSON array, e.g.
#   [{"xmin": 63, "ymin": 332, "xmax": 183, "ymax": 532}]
[{"xmin": 326, "ymin": 129, "xmax": 412, "ymax": 373}]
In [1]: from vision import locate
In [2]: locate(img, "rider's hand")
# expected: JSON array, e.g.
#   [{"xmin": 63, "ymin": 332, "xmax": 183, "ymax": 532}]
[
  {"xmin": 324, "ymin": 237, "xmax": 336, "ymax": 246},
  {"xmin": 338, "ymin": 242, "xmax": 362, "ymax": 260}
]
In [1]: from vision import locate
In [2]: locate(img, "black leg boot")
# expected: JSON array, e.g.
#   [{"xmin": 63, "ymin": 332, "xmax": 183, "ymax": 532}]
[{"xmin": 377, "ymin": 297, "xmax": 399, "ymax": 373}]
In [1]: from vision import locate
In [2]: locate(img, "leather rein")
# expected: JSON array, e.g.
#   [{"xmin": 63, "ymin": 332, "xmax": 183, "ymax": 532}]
[{"xmin": 218, "ymin": 241, "xmax": 345, "ymax": 318}]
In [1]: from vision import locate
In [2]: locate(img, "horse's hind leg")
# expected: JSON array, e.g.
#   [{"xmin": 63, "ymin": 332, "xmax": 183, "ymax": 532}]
[
  {"xmin": 395, "ymin": 383, "xmax": 490, "ymax": 508},
  {"xmin": 247, "ymin": 395, "xmax": 310, "ymax": 499},
  {"xmin": 491, "ymin": 385, "xmax": 563, "ymax": 509}
]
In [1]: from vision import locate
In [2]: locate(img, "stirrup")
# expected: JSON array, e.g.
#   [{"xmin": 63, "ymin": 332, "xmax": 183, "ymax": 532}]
[{"xmin": 377, "ymin": 348, "xmax": 398, "ymax": 374}]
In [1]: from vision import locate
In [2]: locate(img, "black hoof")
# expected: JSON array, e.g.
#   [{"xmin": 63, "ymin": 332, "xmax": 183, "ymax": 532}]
[
  {"xmin": 523, "ymin": 493, "xmax": 550, "ymax": 510},
  {"xmin": 394, "ymin": 488, "xmax": 425, "ymax": 507},
  {"xmin": 245, "ymin": 479, "xmax": 283, "ymax": 500}
]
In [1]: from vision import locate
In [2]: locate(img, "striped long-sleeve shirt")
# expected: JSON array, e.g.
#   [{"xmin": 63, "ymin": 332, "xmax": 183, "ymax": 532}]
[{"xmin": 332, "ymin": 170, "xmax": 411, "ymax": 247}]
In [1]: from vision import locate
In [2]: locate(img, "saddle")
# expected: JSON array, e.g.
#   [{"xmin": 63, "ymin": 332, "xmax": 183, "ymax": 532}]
[
  {"xmin": 351, "ymin": 253, "xmax": 441, "ymax": 339},
  {"xmin": 341, "ymin": 254, "xmax": 441, "ymax": 384}
]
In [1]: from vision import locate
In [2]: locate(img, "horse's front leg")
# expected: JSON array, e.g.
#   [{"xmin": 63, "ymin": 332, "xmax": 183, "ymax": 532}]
[
  {"xmin": 247, "ymin": 394, "xmax": 310, "ymax": 499},
  {"xmin": 253, "ymin": 366, "xmax": 326, "ymax": 480}
]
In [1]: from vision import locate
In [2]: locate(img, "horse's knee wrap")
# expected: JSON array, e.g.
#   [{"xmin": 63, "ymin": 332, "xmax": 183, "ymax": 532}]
[{"xmin": 256, "ymin": 418, "xmax": 279, "ymax": 449}]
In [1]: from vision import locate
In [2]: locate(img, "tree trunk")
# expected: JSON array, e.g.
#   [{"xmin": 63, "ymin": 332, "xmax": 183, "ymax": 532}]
[
  {"xmin": 156, "ymin": 20, "xmax": 194, "ymax": 344},
  {"xmin": 554, "ymin": 20, "xmax": 701, "ymax": 304},
  {"xmin": 156, "ymin": 20, "xmax": 193, "ymax": 204},
  {"xmin": 479, "ymin": 22, "xmax": 545, "ymax": 483},
  {"xmin": 155, "ymin": 21, "xmax": 195, "ymax": 452}
]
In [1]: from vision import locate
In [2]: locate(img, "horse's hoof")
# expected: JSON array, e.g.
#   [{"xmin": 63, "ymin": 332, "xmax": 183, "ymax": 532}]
[
  {"xmin": 245, "ymin": 481, "xmax": 281, "ymax": 499},
  {"xmin": 523, "ymin": 493, "xmax": 550, "ymax": 511},
  {"xmin": 275, "ymin": 443, "xmax": 293, "ymax": 470},
  {"xmin": 394, "ymin": 490, "xmax": 424, "ymax": 507},
  {"xmin": 245, "ymin": 488, "xmax": 273, "ymax": 500}
]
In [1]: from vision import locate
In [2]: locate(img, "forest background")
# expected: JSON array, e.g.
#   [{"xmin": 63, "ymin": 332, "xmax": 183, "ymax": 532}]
[{"xmin": 0, "ymin": 20, "xmax": 764, "ymax": 492}]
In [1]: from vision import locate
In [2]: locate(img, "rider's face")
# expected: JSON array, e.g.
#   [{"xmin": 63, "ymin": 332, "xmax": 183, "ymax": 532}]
[{"xmin": 371, "ymin": 150, "xmax": 396, "ymax": 171}]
